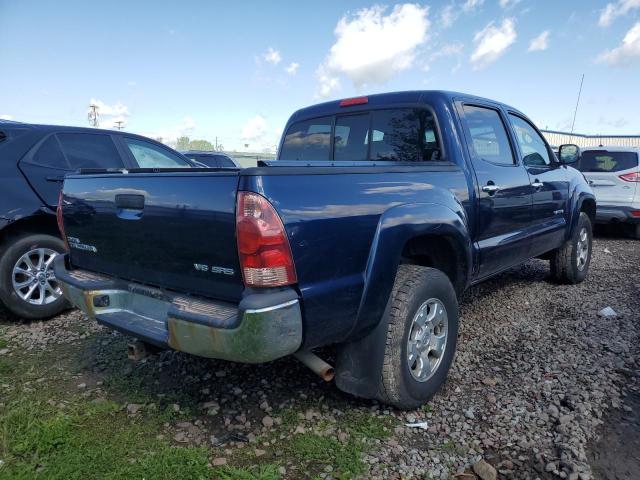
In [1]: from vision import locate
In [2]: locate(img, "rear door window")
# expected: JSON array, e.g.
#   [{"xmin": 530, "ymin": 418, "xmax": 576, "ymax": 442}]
[
  {"xmin": 279, "ymin": 116, "xmax": 332, "ymax": 161},
  {"xmin": 30, "ymin": 135, "xmax": 68, "ymax": 169},
  {"xmin": 462, "ymin": 105, "xmax": 515, "ymax": 166},
  {"xmin": 57, "ymin": 133, "xmax": 124, "ymax": 169},
  {"xmin": 577, "ymin": 151, "xmax": 639, "ymax": 172},
  {"xmin": 124, "ymin": 138, "xmax": 192, "ymax": 168}
]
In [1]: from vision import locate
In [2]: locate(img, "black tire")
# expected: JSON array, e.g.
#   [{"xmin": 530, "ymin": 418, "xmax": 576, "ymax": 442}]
[
  {"xmin": 631, "ymin": 224, "xmax": 640, "ymax": 240},
  {"xmin": 0, "ymin": 233, "xmax": 69, "ymax": 320},
  {"xmin": 378, "ymin": 265, "xmax": 459, "ymax": 409},
  {"xmin": 550, "ymin": 212, "xmax": 593, "ymax": 284}
]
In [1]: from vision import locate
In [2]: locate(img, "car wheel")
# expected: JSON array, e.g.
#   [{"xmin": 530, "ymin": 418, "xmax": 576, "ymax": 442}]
[
  {"xmin": 0, "ymin": 233, "xmax": 69, "ymax": 319},
  {"xmin": 378, "ymin": 265, "xmax": 459, "ymax": 409},
  {"xmin": 550, "ymin": 212, "xmax": 593, "ymax": 284}
]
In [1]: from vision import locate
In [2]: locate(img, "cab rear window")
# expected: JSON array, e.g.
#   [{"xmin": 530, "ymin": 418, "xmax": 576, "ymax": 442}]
[
  {"xmin": 279, "ymin": 108, "xmax": 441, "ymax": 162},
  {"xmin": 577, "ymin": 151, "xmax": 639, "ymax": 172}
]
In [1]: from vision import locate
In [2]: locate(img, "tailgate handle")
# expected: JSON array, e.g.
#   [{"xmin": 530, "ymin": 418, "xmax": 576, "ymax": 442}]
[{"xmin": 115, "ymin": 194, "xmax": 145, "ymax": 210}]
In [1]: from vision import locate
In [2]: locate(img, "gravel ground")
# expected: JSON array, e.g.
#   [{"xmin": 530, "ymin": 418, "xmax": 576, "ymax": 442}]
[{"xmin": 1, "ymin": 236, "xmax": 638, "ymax": 479}]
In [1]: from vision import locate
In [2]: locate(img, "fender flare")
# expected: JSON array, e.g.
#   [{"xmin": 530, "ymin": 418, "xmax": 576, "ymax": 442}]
[
  {"xmin": 335, "ymin": 202, "xmax": 472, "ymax": 399},
  {"xmin": 566, "ymin": 184, "xmax": 596, "ymax": 240}
]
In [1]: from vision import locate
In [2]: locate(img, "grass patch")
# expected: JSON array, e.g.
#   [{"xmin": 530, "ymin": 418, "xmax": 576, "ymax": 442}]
[
  {"xmin": 0, "ymin": 397, "xmax": 210, "ymax": 480},
  {"xmin": 344, "ymin": 411, "xmax": 394, "ymax": 440},
  {"xmin": 0, "ymin": 338, "xmax": 7, "ymax": 349},
  {"xmin": 286, "ymin": 433, "xmax": 364, "ymax": 479},
  {"xmin": 214, "ymin": 464, "xmax": 281, "ymax": 480},
  {"xmin": 0, "ymin": 358, "xmax": 13, "ymax": 376}
]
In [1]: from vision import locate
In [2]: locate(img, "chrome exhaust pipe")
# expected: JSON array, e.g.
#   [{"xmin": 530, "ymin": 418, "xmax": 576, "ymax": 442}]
[
  {"xmin": 127, "ymin": 341, "xmax": 148, "ymax": 361},
  {"xmin": 294, "ymin": 351, "xmax": 335, "ymax": 382}
]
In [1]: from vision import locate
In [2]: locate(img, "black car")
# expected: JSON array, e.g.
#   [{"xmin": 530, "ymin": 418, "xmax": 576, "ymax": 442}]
[
  {"xmin": 181, "ymin": 150, "xmax": 241, "ymax": 168},
  {"xmin": 0, "ymin": 120, "xmax": 194, "ymax": 319}
]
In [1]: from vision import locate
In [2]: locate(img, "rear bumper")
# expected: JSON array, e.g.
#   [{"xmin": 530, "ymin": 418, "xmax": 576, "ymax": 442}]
[
  {"xmin": 595, "ymin": 205, "xmax": 640, "ymax": 224},
  {"xmin": 53, "ymin": 255, "xmax": 302, "ymax": 363}
]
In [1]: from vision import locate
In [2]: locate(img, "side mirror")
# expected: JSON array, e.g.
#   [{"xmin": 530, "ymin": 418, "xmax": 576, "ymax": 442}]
[{"xmin": 559, "ymin": 144, "xmax": 580, "ymax": 164}]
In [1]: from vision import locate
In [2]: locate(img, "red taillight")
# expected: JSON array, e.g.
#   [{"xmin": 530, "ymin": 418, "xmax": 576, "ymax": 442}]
[
  {"xmin": 56, "ymin": 191, "xmax": 69, "ymax": 251},
  {"xmin": 236, "ymin": 192, "xmax": 297, "ymax": 287},
  {"xmin": 631, "ymin": 210, "xmax": 640, "ymax": 218},
  {"xmin": 339, "ymin": 96, "xmax": 368, "ymax": 107},
  {"xmin": 619, "ymin": 172, "xmax": 640, "ymax": 182}
]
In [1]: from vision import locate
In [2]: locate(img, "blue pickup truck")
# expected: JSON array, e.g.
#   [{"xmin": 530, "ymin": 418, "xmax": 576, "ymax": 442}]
[{"xmin": 54, "ymin": 91, "xmax": 595, "ymax": 408}]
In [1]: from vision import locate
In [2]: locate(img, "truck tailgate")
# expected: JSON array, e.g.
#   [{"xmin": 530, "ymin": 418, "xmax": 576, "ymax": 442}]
[{"xmin": 61, "ymin": 171, "xmax": 243, "ymax": 302}]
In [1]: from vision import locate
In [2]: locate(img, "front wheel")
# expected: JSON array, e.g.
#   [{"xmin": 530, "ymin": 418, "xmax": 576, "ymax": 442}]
[
  {"xmin": 550, "ymin": 212, "xmax": 593, "ymax": 284},
  {"xmin": 0, "ymin": 233, "xmax": 69, "ymax": 319},
  {"xmin": 378, "ymin": 265, "xmax": 459, "ymax": 409}
]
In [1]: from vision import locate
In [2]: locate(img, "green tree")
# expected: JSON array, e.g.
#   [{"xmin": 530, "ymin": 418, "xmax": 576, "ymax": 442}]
[
  {"xmin": 189, "ymin": 139, "xmax": 215, "ymax": 151},
  {"xmin": 175, "ymin": 136, "xmax": 190, "ymax": 151}
]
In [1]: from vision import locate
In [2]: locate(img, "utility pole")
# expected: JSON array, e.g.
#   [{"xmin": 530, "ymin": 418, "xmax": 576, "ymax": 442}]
[
  {"xmin": 114, "ymin": 120, "xmax": 124, "ymax": 130},
  {"xmin": 88, "ymin": 103, "xmax": 99, "ymax": 127}
]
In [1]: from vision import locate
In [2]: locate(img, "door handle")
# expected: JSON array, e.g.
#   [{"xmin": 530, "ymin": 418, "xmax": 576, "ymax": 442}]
[
  {"xmin": 531, "ymin": 181, "xmax": 544, "ymax": 189},
  {"xmin": 115, "ymin": 194, "xmax": 145, "ymax": 210},
  {"xmin": 482, "ymin": 184, "xmax": 500, "ymax": 194},
  {"xmin": 46, "ymin": 175, "xmax": 64, "ymax": 183}
]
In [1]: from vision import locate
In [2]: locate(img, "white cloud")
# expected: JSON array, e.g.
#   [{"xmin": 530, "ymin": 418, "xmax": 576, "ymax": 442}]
[
  {"xmin": 263, "ymin": 47, "xmax": 282, "ymax": 65},
  {"xmin": 599, "ymin": 0, "xmax": 640, "ymax": 27},
  {"xmin": 528, "ymin": 30, "xmax": 550, "ymax": 52},
  {"xmin": 470, "ymin": 18, "xmax": 517, "ymax": 69},
  {"xmin": 241, "ymin": 115, "xmax": 268, "ymax": 143},
  {"xmin": 462, "ymin": 0, "xmax": 484, "ymax": 12},
  {"xmin": 440, "ymin": 4, "xmax": 457, "ymax": 28},
  {"xmin": 598, "ymin": 116, "xmax": 629, "ymax": 128},
  {"xmin": 428, "ymin": 43, "xmax": 464, "ymax": 73},
  {"xmin": 597, "ymin": 22, "xmax": 640, "ymax": 65},
  {"xmin": 88, "ymin": 98, "xmax": 130, "ymax": 128},
  {"xmin": 316, "ymin": 3, "xmax": 430, "ymax": 98},
  {"xmin": 89, "ymin": 98, "xmax": 129, "ymax": 117},
  {"xmin": 0, "ymin": 114, "xmax": 13, "ymax": 120},
  {"xmin": 239, "ymin": 115, "xmax": 279, "ymax": 152},
  {"xmin": 430, "ymin": 42, "xmax": 464, "ymax": 60},
  {"xmin": 499, "ymin": 0, "xmax": 520, "ymax": 8},
  {"xmin": 144, "ymin": 117, "xmax": 196, "ymax": 145},
  {"xmin": 285, "ymin": 62, "xmax": 299, "ymax": 74},
  {"xmin": 127, "ymin": 81, "xmax": 137, "ymax": 87}
]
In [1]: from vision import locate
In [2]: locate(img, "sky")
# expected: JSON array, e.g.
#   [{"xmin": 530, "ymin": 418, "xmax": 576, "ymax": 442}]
[{"xmin": 1, "ymin": 0, "xmax": 639, "ymax": 152}]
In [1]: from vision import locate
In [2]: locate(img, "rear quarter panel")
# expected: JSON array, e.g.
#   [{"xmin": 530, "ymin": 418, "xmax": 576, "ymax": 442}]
[{"xmin": 240, "ymin": 168, "xmax": 471, "ymax": 348}]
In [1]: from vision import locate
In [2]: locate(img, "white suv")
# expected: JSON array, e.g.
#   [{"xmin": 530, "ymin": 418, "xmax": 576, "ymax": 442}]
[{"xmin": 574, "ymin": 147, "xmax": 640, "ymax": 238}]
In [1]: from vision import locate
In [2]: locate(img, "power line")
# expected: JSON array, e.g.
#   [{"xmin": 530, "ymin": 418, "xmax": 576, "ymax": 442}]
[{"xmin": 114, "ymin": 120, "xmax": 124, "ymax": 130}]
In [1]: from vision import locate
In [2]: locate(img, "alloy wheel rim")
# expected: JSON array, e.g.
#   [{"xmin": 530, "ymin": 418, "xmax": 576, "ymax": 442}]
[
  {"xmin": 12, "ymin": 248, "xmax": 62, "ymax": 305},
  {"xmin": 406, "ymin": 298, "xmax": 448, "ymax": 382},
  {"xmin": 576, "ymin": 227, "xmax": 589, "ymax": 271}
]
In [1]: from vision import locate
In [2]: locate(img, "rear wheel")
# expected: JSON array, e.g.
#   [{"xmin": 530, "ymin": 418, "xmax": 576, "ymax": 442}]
[
  {"xmin": 550, "ymin": 212, "xmax": 592, "ymax": 284},
  {"xmin": 0, "ymin": 233, "xmax": 69, "ymax": 319},
  {"xmin": 378, "ymin": 265, "xmax": 459, "ymax": 409}
]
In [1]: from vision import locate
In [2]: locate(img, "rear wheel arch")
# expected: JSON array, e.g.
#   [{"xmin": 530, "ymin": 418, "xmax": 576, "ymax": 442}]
[
  {"xmin": 0, "ymin": 214, "xmax": 60, "ymax": 249},
  {"xmin": 580, "ymin": 197, "xmax": 596, "ymax": 223},
  {"xmin": 400, "ymin": 233, "xmax": 469, "ymax": 296}
]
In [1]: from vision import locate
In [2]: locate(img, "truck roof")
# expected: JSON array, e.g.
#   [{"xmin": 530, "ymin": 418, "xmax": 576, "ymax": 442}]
[{"xmin": 288, "ymin": 90, "xmax": 524, "ymax": 123}]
